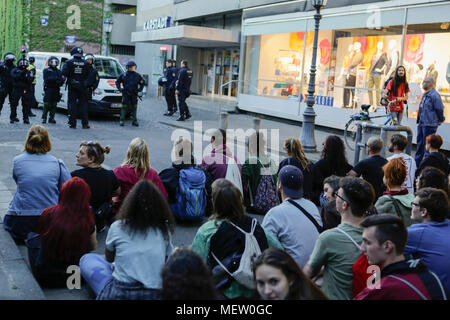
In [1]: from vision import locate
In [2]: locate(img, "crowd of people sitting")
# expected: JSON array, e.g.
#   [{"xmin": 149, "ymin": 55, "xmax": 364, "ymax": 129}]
[{"xmin": 3, "ymin": 124, "xmax": 449, "ymax": 300}]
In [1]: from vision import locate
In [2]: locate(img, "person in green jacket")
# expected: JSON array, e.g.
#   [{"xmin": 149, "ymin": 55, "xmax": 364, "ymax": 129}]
[
  {"xmin": 191, "ymin": 179, "xmax": 283, "ymax": 299},
  {"xmin": 375, "ymin": 157, "xmax": 415, "ymax": 226}
]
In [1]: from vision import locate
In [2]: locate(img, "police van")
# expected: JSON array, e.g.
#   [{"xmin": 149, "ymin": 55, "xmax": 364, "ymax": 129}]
[{"xmin": 29, "ymin": 52, "xmax": 130, "ymax": 115}]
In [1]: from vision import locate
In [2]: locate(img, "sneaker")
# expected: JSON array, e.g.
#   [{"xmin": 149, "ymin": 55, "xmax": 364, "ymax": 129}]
[
  {"xmin": 23, "ymin": 119, "xmax": 30, "ymax": 124},
  {"xmin": 132, "ymin": 121, "xmax": 139, "ymax": 127},
  {"xmin": 49, "ymin": 119, "xmax": 56, "ymax": 124},
  {"xmin": 82, "ymin": 125, "xmax": 90, "ymax": 129},
  {"xmin": 42, "ymin": 119, "xmax": 47, "ymax": 124},
  {"xmin": 176, "ymin": 116, "xmax": 185, "ymax": 121},
  {"xmin": 120, "ymin": 121, "xmax": 124, "ymax": 126}
]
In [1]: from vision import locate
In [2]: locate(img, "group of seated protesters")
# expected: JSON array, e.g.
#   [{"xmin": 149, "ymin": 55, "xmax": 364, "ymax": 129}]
[{"xmin": 3, "ymin": 124, "xmax": 449, "ymax": 300}]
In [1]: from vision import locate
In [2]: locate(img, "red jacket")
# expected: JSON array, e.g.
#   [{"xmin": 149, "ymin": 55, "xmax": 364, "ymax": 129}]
[
  {"xmin": 354, "ymin": 259, "xmax": 448, "ymax": 300},
  {"xmin": 113, "ymin": 165, "xmax": 168, "ymax": 202}
]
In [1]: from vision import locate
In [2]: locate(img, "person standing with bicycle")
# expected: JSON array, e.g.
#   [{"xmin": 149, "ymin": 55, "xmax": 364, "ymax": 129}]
[{"xmin": 384, "ymin": 66, "xmax": 409, "ymax": 125}]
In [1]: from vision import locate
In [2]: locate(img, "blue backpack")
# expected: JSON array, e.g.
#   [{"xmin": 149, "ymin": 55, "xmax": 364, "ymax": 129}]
[{"xmin": 171, "ymin": 167, "xmax": 207, "ymax": 220}]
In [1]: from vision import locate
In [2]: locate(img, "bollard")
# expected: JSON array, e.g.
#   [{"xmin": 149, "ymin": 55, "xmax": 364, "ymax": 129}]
[
  {"xmin": 219, "ymin": 112, "xmax": 229, "ymax": 130},
  {"xmin": 253, "ymin": 118, "xmax": 261, "ymax": 131}
]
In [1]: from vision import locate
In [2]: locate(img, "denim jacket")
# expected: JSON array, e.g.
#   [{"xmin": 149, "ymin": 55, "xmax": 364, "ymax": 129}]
[
  {"xmin": 7, "ymin": 153, "xmax": 71, "ymax": 216},
  {"xmin": 418, "ymin": 88, "xmax": 445, "ymax": 127}
]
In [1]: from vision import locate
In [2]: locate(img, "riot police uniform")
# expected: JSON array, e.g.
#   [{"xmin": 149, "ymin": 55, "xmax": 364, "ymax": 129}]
[
  {"xmin": 42, "ymin": 56, "xmax": 65, "ymax": 124},
  {"xmin": 163, "ymin": 60, "xmax": 178, "ymax": 116},
  {"xmin": 115, "ymin": 61, "xmax": 145, "ymax": 127},
  {"xmin": 176, "ymin": 62, "xmax": 193, "ymax": 121},
  {"xmin": 62, "ymin": 47, "xmax": 91, "ymax": 129},
  {"xmin": 84, "ymin": 54, "xmax": 100, "ymax": 101},
  {"xmin": 10, "ymin": 58, "xmax": 34, "ymax": 124},
  {"xmin": 0, "ymin": 52, "xmax": 16, "ymax": 117}
]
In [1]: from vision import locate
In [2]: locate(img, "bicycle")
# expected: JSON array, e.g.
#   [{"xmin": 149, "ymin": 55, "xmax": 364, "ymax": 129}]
[{"xmin": 344, "ymin": 99, "xmax": 397, "ymax": 151}]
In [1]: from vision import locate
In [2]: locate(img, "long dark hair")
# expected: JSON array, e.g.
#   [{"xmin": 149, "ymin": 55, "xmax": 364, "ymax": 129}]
[
  {"xmin": 118, "ymin": 179, "xmax": 175, "ymax": 236},
  {"xmin": 37, "ymin": 177, "xmax": 94, "ymax": 264},
  {"xmin": 253, "ymin": 248, "xmax": 328, "ymax": 300},
  {"xmin": 321, "ymin": 135, "xmax": 350, "ymax": 175},
  {"xmin": 391, "ymin": 65, "xmax": 409, "ymax": 96},
  {"xmin": 161, "ymin": 248, "xmax": 219, "ymax": 300}
]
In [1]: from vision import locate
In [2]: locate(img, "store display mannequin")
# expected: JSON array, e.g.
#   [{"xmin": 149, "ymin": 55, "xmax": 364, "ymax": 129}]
[
  {"xmin": 385, "ymin": 39, "xmax": 399, "ymax": 80},
  {"xmin": 368, "ymin": 41, "xmax": 387, "ymax": 106},
  {"xmin": 426, "ymin": 61, "xmax": 439, "ymax": 84},
  {"xmin": 343, "ymin": 41, "xmax": 363, "ymax": 108},
  {"xmin": 339, "ymin": 43, "xmax": 354, "ymax": 80}
]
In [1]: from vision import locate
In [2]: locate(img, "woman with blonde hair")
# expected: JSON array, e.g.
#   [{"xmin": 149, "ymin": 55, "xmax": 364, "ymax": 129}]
[
  {"xmin": 114, "ymin": 138, "xmax": 167, "ymax": 208},
  {"xmin": 278, "ymin": 138, "xmax": 315, "ymax": 201},
  {"xmin": 4, "ymin": 125, "xmax": 71, "ymax": 240}
]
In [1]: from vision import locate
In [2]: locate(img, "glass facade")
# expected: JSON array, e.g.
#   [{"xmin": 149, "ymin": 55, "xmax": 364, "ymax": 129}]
[{"xmin": 242, "ymin": 12, "xmax": 450, "ymax": 123}]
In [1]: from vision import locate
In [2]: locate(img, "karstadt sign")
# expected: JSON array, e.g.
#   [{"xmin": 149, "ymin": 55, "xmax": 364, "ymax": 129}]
[{"xmin": 144, "ymin": 16, "xmax": 171, "ymax": 31}]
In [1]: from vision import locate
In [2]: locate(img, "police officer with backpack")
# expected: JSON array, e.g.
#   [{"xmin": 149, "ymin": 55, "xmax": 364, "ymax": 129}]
[
  {"xmin": 115, "ymin": 60, "xmax": 145, "ymax": 127},
  {"xmin": 0, "ymin": 52, "xmax": 16, "ymax": 118},
  {"xmin": 42, "ymin": 56, "xmax": 65, "ymax": 124},
  {"xmin": 175, "ymin": 60, "xmax": 193, "ymax": 121},
  {"xmin": 10, "ymin": 58, "xmax": 34, "ymax": 124},
  {"xmin": 84, "ymin": 53, "xmax": 100, "ymax": 102},
  {"xmin": 62, "ymin": 46, "xmax": 91, "ymax": 129}
]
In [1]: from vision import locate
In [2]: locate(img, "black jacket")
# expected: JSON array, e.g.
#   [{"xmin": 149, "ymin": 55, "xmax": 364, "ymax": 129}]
[
  {"xmin": 0, "ymin": 61, "xmax": 15, "ymax": 89},
  {"xmin": 176, "ymin": 67, "xmax": 193, "ymax": 95},
  {"xmin": 85, "ymin": 65, "xmax": 100, "ymax": 91},
  {"xmin": 61, "ymin": 57, "xmax": 90, "ymax": 87},
  {"xmin": 11, "ymin": 67, "xmax": 34, "ymax": 91},
  {"xmin": 416, "ymin": 152, "xmax": 449, "ymax": 177},
  {"xmin": 164, "ymin": 66, "xmax": 178, "ymax": 89},
  {"xmin": 43, "ymin": 67, "xmax": 65, "ymax": 103},
  {"xmin": 116, "ymin": 71, "xmax": 145, "ymax": 105}
]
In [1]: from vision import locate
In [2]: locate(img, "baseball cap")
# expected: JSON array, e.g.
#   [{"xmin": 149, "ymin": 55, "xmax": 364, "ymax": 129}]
[{"xmin": 279, "ymin": 165, "xmax": 304, "ymax": 199}]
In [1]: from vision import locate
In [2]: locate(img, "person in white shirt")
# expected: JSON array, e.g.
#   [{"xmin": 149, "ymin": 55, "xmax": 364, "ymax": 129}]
[
  {"xmin": 262, "ymin": 165, "xmax": 322, "ymax": 268},
  {"xmin": 387, "ymin": 134, "xmax": 416, "ymax": 194}
]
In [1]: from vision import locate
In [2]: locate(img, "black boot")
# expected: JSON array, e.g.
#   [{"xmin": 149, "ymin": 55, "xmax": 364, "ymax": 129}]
[{"xmin": 176, "ymin": 115, "xmax": 185, "ymax": 121}]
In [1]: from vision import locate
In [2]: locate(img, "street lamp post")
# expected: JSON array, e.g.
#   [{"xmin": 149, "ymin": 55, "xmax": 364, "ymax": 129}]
[
  {"xmin": 300, "ymin": 0, "xmax": 327, "ymax": 152},
  {"xmin": 104, "ymin": 18, "xmax": 114, "ymax": 56}
]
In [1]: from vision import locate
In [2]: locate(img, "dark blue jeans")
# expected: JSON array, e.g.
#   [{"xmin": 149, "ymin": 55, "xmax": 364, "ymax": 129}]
[{"xmin": 415, "ymin": 125, "xmax": 437, "ymax": 167}]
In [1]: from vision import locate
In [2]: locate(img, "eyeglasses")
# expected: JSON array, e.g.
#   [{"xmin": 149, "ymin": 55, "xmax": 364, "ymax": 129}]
[{"xmin": 333, "ymin": 191, "xmax": 348, "ymax": 203}]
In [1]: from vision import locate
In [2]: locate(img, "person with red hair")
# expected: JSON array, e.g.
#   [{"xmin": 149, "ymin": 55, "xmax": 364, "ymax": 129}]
[
  {"xmin": 27, "ymin": 177, "xmax": 98, "ymax": 287},
  {"xmin": 375, "ymin": 158, "xmax": 415, "ymax": 226}
]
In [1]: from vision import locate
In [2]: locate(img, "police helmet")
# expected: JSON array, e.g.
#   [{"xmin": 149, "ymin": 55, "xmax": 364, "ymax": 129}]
[
  {"xmin": 70, "ymin": 46, "xmax": 84, "ymax": 58},
  {"xmin": 29, "ymin": 57, "xmax": 35, "ymax": 64},
  {"xmin": 18, "ymin": 58, "xmax": 29, "ymax": 68},
  {"xmin": 48, "ymin": 56, "xmax": 60, "ymax": 67},
  {"xmin": 85, "ymin": 53, "xmax": 95, "ymax": 64},
  {"xmin": 126, "ymin": 60, "xmax": 137, "ymax": 70},
  {"xmin": 3, "ymin": 52, "xmax": 16, "ymax": 62},
  {"xmin": 158, "ymin": 76, "xmax": 167, "ymax": 87}
]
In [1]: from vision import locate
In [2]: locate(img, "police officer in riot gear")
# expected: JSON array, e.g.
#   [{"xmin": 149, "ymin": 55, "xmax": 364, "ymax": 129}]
[
  {"xmin": 10, "ymin": 58, "xmax": 34, "ymax": 124},
  {"xmin": 84, "ymin": 53, "xmax": 100, "ymax": 102},
  {"xmin": 0, "ymin": 52, "xmax": 16, "ymax": 117},
  {"xmin": 116, "ymin": 60, "xmax": 145, "ymax": 127},
  {"xmin": 42, "ymin": 57, "xmax": 65, "ymax": 124},
  {"xmin": 175, "ymin": 60, "xmax": 193, "ymax": 121},
  {"xmin": 26, "ymin": 56, "xmax": 37, "ymax": 116},
  {"xmin": 62, "ymin": 46, "xmax": 91, "ymax": 129},
  {"xmin": 163, "ymin": 59, "xmax": 178, "ymax": 116}
]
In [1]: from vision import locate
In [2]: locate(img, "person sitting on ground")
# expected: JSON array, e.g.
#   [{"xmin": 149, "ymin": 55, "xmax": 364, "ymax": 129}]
[
  {"xmin": 375, "ymin": 158, "xmax": 415, "ymax": 226},
  {"xmin": 242, "ymin": 131, "xmax": 279, "ymax": 214},
  {"xmin": 312, "ymin": 135, "xmax": 353, "ymax": 206},
  {"xmin": 161, "ymin": 248, "xmax": 222, "ymax": 300},
  {"xmin": 80, "ymin": 180, "xmax": 175, "ymax": 300},
  {"xmin": 320, "ymin": 175, "xmax": 342, "ymax": 231},
  {"xmin": 114, "ymin": 137, "xmax": 168, "ymax": 211},
  {"xmin": 159, "ymin": 137, "xmax": 213, "ymax": 217},
  {"xmin": 191, "ymin": 179, "xmax": 282, "ymax": 300},
  {"xmin": 347, "ymin": 137, "xmax": 388, "ymax": 201},
  {"xmin": 415, "ymin": 166, "xmax": 450, "ymax": 200},
  {"xmin": 406, "ymin": 188, "xmax": 450, "ymax": 291},
  {"xmin": 416, "ymin": 134, "xmax": 449, "ymax": 177},
  {"xmin": 253, "ymin": 248, "xmax": 328, "ymax": 300},
  {"xmin": 71, "ymin": 141, "xmax": 120, "ymax": 231},
  {"xmin": 304, "ymin": 177, "xmax": 375, "ymax": 300},
  {"xmin": 201, "ymin": 128, "xmax": 242, "ymax": 183},
  {"xmin": 387, "ymin": 134, "xmax": 416, "ymax": 195},
  {"xmin": 354, "ymin": 214, "xmax": 448, "ymax": 300},
  {"xmin": 29, "ymin": 177, "xmax": 97, "ymax": 287},
  {"xmin": 262, "ymin": 165, "xmax": 322, "ymax": 268},
  {"xmin": 278, "ymin": 138, "xmax": 315, "ymax": 201},
  {"xmin": 4, "ymin": 125, "xmax": 71, "ymax": 241}
]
